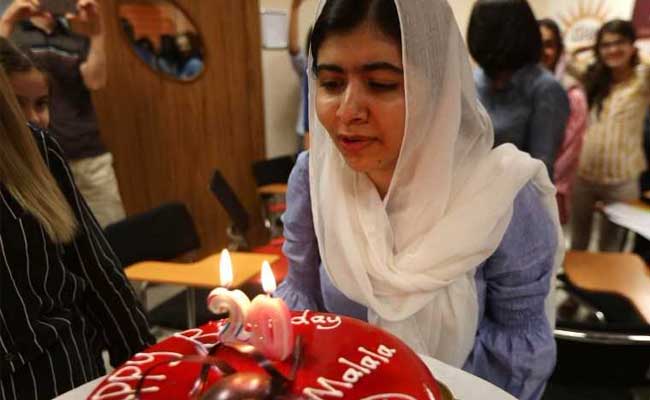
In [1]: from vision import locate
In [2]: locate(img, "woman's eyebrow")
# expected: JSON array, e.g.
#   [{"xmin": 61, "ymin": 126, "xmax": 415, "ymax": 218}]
[
  {"xmin": 361, "ymin": 62, "xmax": 403, "ymax": 74},
  {"xmin": 316, "ymin": 64, "xmax": 344, "ymax": 74},
  {"xmin": 316, "ymin": 62, "xmax": 403, "ymax": 75}
]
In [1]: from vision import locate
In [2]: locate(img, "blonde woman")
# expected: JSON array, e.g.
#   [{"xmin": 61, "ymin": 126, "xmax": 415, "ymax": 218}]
[{"xmin": 0, "ymin": 63, "xmax": 153, "ymax": 399}]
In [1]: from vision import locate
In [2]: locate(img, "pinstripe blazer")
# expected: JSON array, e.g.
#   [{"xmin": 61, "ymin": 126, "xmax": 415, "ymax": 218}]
[{"xmin": 0, "ymin": 129, "xmax": 154, "ymax": 400}]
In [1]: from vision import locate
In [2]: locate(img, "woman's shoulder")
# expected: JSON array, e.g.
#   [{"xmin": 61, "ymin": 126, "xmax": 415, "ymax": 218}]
[
  {"xmin": 507, "ymin": 181, "xmax": 557, "ymax": 249},
  {"xmin": 526, "ymin": 65, "xmax": 565, "ymax": 93},
  {"xmin": 292, "ymin": 151, "xmax": 310, "ymax": 179},
  {"xmin": 483, "ymin": 181, "xmax": 558, "ymax": 277}
]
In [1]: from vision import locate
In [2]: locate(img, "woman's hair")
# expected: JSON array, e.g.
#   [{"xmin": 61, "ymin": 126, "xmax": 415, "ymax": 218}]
[
  {"xmin": 584, "ymin": 19, "xmax": 638, "ymax": 115},
  {"xmin": 467, "ymin": 0, "xmax": 542, "ymax": 80},
  {"xmin": 0, "ymin": 62, "xmax": 77, "ymax": 243},
  {"xmin": 539, "ymin": 18, "xmax": 564, "ymax": 62},
  {"xmin": 309, "ymin": 0, "xmax": 401, "ymax": 74}
]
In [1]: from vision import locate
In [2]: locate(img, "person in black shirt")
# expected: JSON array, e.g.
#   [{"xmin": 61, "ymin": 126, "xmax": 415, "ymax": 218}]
[
  {"xmin": 0, "ymin": 0, "xmax": 126, "ymax": 228},
  {"xmin": 0, "ymin": 56, "xmax": 153, "ymax": 398}
]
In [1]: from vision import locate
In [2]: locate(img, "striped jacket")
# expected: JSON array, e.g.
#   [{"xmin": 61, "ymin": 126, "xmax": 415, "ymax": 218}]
[{"xmin": 0, "ymin": 129, "xmax": 154, "ymax": 399}]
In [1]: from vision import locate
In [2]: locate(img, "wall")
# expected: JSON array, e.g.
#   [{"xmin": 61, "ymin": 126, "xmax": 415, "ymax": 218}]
[
  {"xmin": 92, "ymin": 0, "xmax": 267, "ymax": 255},
  {"xmin": 259, "ymin": 0, "xmax": 318, "ymax": 158}
]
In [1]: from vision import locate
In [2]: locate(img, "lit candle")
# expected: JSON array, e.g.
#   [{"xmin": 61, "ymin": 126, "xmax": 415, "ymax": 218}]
[
  {"xmin": 207, "ymin": 249, "xmax": 251, "ymax": 342},
  {"xmin": 246, "ymin": 261, "xmax": 294, "ymax": 361}
]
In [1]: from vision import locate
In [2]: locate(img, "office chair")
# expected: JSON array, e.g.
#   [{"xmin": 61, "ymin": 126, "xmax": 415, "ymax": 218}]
[
  {"xmin": 210, "ymin": 169, "xmax": 251, "ymax": 250},
  {"xmin": 104, "ymin": 202, "xmax": 205, "ymax": 329},
  {"xmin": 251, "ymin": 155, "xmax": 295, "ymax": 187}
]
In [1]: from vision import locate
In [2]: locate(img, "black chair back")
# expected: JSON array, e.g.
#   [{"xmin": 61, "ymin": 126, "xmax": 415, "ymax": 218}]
[
  {"xmin": 209, "ymin": 170, "xmax": 250, "ymax": 234},
  {"xmin": 251, "ymin": 155, "xmax": 295, "ymax": 186},
  {"xmin": 104, "ymin": 202, "xmax": 200, "ymax": 267}
]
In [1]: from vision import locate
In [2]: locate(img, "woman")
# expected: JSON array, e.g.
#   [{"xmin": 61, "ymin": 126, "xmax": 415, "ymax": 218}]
[
  {"xmin": 0, "ymin": 37, "xmax": 49, "ymax": 129},
  {"xmin": 0, "ymin": 55, "xmax": 153, "ymax": 398},
  {"xmin": 468, "ymin": 0, "xmax": 569, "ymax": 179},
  {"xmin": 570, "ymin": 20, "xmax": 649, "ymax": 251},
  {"xmin": 275, "ymin": 1, "xmax": 562, "ymax": 399},
  {"xmin": 538, "ymin": 19, "xmax": 588, "ymax": 225}
]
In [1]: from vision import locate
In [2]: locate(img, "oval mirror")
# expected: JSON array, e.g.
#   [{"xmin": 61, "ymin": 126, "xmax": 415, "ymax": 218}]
[{"xmin": 118, "ymin": 0, "xmax": 204, "ymax": 81}]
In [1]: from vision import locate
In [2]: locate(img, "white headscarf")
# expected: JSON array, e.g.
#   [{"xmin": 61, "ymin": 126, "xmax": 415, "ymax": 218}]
[{"xmin": 308, "ymin": 0, "xmax": 563, "ymax": 367}]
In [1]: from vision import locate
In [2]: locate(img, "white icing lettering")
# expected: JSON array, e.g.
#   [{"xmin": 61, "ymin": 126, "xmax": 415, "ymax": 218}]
[
  {"xmin": 426, "ymin": 387, "xmax": 437, "ymax": 400},
  {"xmin": 291, "ymin": 310, "xmax": 310, "ymax": 325},
  {"xmin": 359, "ymin": 355, "xmax": 382, "ymax": 370},
  {"xmin": 303, "ymin": 344, "xmax": 397, "ymax": 399},
  {"xmin": 91, "ymin": 381, "xmax": 158, "ymax": 400},
  {"xmin": 108, "ymin": 366, "xmax": 164, "ymax": 383},
  {"xmin": 338, "ymin": 357, "xmax": 371, "ymax": 374},
  {"xmin": 126, "ymin": 352, "xmax": 183, "ymax": 367},
  {"xmin": 358, "ymin": 346, "xmax": 390, "ymax": 363},
  {"xmin": 173, "ymin": 328, "xmax": 221, "ymax": 354},
  {"xmin": 360, "ymin": 394, "xmax": 417, "ymax": 400},
  {"xmin": 342, "ymin": 367, "xmax": 365, "ymax": 383},
  {"xmin": 92, "ymin": 348, "xmax": 187, "ymax": 399},
  {"xmin": 377, "ymin": 344, "xmax": 397, "ymax": 358},
  {"xmin": 302, "ymin": 377, "xmax": 353, "ymax": 399},
  {"xmin": 290, "ymin": 310, "xmax": 341, "ymax": 330}
]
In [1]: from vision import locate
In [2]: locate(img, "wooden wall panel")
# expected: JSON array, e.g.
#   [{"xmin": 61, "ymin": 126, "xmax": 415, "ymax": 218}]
[{"xmin": 93, "ymin": 0, "xmax": 267, "ymax": 256}]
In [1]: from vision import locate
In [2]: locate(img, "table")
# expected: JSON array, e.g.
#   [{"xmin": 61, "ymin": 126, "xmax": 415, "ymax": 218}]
[
  {"xmin": 602, "ymin": 200, "xmax": 650, "ymax": 241},
  {"xmin": 125, "ymin": 252, "xmax": 279, "ymax": 327},
  {"xmin": 564, "ymin": 251, "xmax": 650, "ymax": 323},
  {"xmin": 256, "ymin": 183, "xmax": 288, "ymax": 195},
  {"xmin": 55, "ymin": 356, "xmax": 516, "ymax": 400}
]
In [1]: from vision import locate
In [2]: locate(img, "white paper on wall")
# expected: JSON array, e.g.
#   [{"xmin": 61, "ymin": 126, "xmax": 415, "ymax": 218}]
[{"xmin": 260, "ymin": 9, "xmax": 288, "ymax": 50}]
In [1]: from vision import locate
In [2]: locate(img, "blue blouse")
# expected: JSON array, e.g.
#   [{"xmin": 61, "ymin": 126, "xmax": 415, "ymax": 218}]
[
  {"xmin": 474, "ymin": 64, "xmax": 570, "ymax": 179},
  {"xmin": 276, "ymin": 152, "xmax": 557, "ymax": 400}
]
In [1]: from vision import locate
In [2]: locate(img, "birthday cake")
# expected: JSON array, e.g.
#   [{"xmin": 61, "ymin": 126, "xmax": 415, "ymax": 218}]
[{"xmin": 87, "ymin": 310, "xmax": 449, "ymax": 399}]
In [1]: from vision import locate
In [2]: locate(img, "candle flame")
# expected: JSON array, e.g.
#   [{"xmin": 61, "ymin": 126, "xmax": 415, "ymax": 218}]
[
  {"xmin": 220, "ymin": 249, "xmax": 233, "ymax": 288},
  {"xmin": 261, "ymin": 261, "xmax": 276, "ymax": 294}
]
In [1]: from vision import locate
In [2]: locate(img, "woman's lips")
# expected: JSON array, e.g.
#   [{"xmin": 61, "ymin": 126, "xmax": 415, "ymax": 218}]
[{"xmin": 337, "ymin": 135, "xmax": 376, "ymax": 154}]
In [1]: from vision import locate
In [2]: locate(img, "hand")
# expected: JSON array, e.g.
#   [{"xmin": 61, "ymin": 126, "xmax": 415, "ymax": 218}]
[
  {"xmin": 68, "ymin": 0, "xmax": 102, "ymax": 37},
  {"xmin": 1, "ymin": 0, "xmax": 42, "ymax": 25}
]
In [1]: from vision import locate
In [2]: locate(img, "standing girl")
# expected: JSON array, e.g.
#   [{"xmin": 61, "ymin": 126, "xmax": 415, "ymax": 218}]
[{"xmin": 570, "ymin": 20, "xmax": 649, "ymax": 251}]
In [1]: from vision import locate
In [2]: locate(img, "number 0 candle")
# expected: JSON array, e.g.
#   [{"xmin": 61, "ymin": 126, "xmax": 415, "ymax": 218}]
[{"xmin": 246, "ymin": 261, "xmax": 294, "ymax": 361}]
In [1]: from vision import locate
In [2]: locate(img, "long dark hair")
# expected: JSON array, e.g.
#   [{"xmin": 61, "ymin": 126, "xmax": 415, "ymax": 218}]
[
  {"xmin": 310, "ymin": 0, "xmax": 401, "ymax": 74},
  {"xmin": 584, "ymin": 19, "xmax": 638, "ymax": 115},
  {"xmin": 538, "ymin": 18, "xmax": 564, "ymax": 69},
  {"xmin": 467, "ymin": 0, "xmax": 542, "ymax": 80}
]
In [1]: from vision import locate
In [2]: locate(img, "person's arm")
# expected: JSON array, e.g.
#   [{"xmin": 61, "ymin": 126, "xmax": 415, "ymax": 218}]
[
  {"xmin": 553, "ymin": 86, "xmax": 588, "ymax": 185},
  {"xmin": 38, "ymin": 131, "xmax": 154, "ymax": 367},
  {"xmin": 71, "ymin": 0, "xmax": 107, "ymax": 90},
  {"xmin": 463, "ymin": 183, "xmax": 557, "ymax": 400},
  {"xmin": 287, "ymin": 0, "xmax": 306, "ymax": 75},
  {"xmin": 288, "ymin": 0, "xmax": 303, "ymax": 56},
  {"xmin": 274, "ymin": 152, "xmax": 325, "ymax": 310},
  {"xmin": 0, "ymin": 0, "xmax": 40, "ymax": 38},
  {"xmin": 527, "ymin": 77, "xmax": 570, "ymax": 179}
]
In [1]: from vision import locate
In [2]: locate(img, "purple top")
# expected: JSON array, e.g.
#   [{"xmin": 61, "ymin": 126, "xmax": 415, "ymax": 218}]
[{"xmin": 276, "ymin": 152, "xmax": 557, "ymax": 400}]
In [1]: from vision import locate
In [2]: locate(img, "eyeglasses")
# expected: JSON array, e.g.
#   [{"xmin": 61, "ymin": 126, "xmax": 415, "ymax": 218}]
[
  {"xmin": 598, "ymin": 38, "xmax": 632, "ymax": 51},
  {"xmin": 134, "ymin": 336, "xmax": 304, "ymax": 399}
]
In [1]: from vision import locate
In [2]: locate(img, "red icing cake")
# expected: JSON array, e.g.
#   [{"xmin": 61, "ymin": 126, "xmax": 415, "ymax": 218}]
[{"xmin": 87, "ymin": 310, "xmax": 450, "ymax": 399}]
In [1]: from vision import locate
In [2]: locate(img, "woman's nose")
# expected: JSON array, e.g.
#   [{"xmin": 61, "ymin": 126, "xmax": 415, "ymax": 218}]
[{"xmin": 336, "ymin": 81, "xmax": 367, "ymax": 124}]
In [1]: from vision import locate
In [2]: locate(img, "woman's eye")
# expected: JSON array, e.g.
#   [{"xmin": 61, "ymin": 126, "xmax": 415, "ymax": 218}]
[
  {"xmin": 319, "ymin": 80, "xmax": 344, "ymax": 91},
  {"xmin": 36, "ymin": 100, "xmax": 49, "ymax": 111},
  {"xmin": 368, "ymin": 81, "xmax": 399, "ymax": 91}
]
